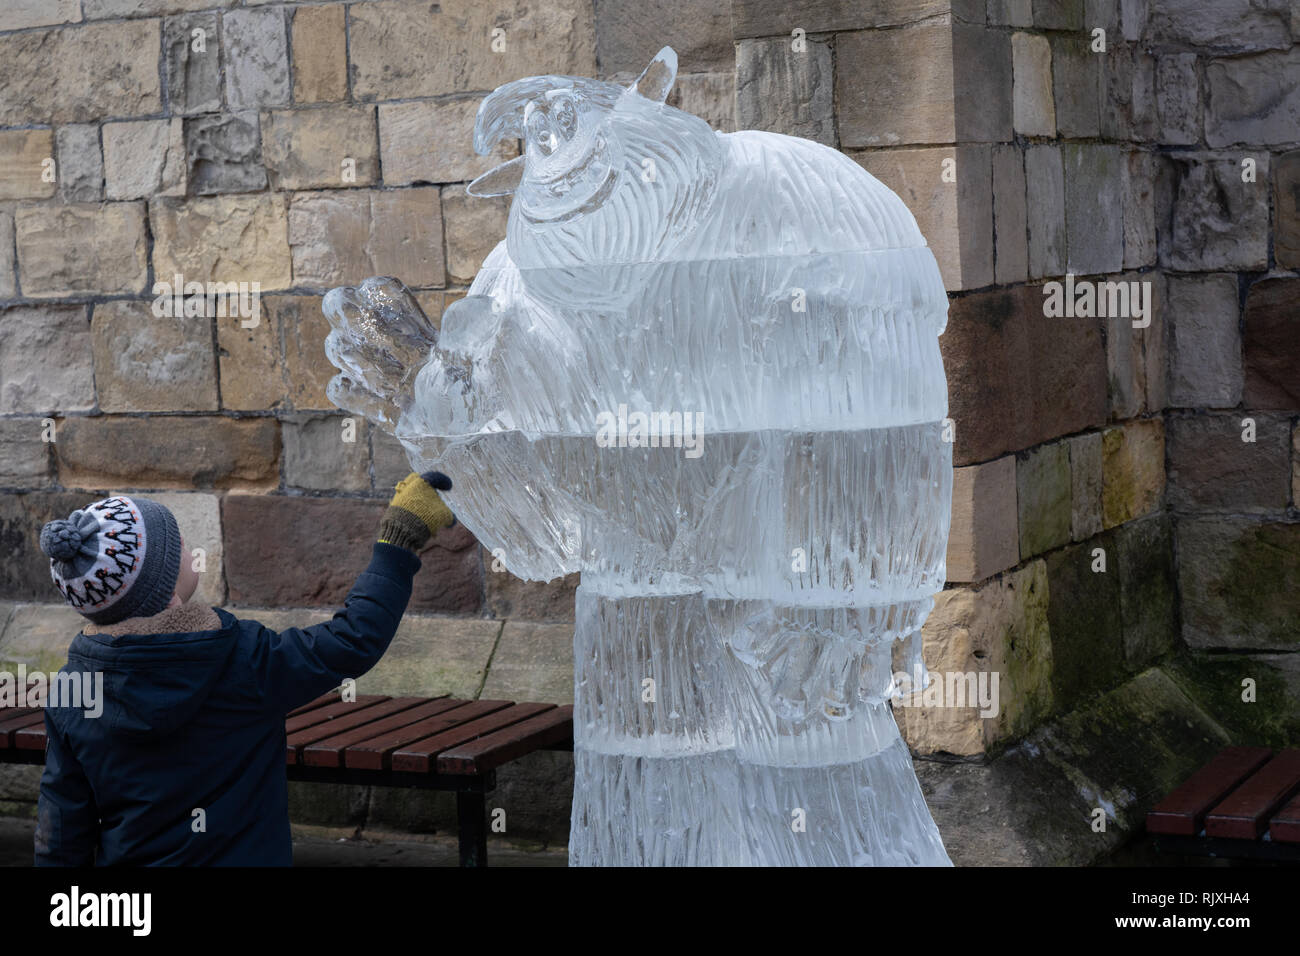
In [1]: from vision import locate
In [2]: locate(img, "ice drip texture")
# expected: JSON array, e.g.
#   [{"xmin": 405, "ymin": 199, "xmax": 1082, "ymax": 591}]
[{"xmin": 323, "ymin": 48, "xmax": 953, "ymax": 865}]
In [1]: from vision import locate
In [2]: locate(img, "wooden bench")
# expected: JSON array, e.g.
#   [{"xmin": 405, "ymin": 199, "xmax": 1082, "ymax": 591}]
[
  {"xmin": 1146, "ymin": 745, "xmax": 1300, "ymax": 863},
  {"xmin": 0, "ymin": 694, "xmax": 574, "ymax": 867}
]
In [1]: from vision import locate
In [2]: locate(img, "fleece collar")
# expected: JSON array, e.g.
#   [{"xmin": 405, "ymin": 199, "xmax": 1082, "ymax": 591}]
[{"xmin": 81, "ymin": 602, "xmax": 221, "ymax": 637}]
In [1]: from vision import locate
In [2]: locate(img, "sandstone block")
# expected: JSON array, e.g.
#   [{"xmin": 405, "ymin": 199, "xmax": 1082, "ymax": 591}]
[
  {"xmin": 1165, "ymin": 274, "xmax": 1242, "ymax": 409},
  {"xmin": 481, "ymin": 622, "xmax": 575, "ymax": 704},
  {"xmin": 736, "ymin": 36, "xmax": 835, "ymax": 146},
  {"xmin": 185, "ymin": 112, "xmax": 267, "ymax": 195},
  {"xmin": 379, "ymin": 98, "xmax": 518, "ymax": 186},
  {"xmin": 91, "ymin": 300, "xmax": 217, "ymax": 413},
  {"xmin": 1012, "ymin": 32, "xmax": 1054, "ymax": 136},
  {"xmin": 0, "ymin": 129, "xmax": 55, "ymax": 201},
  {"xmin": 55, "ymin": 125, "xmax": 103, "ymax": 203},
  {"xmin": 1205, "ymin": 50, "xmax": 1300, "ymax": 147},
  {"xmin": 223, "ymin": 6, "xmax": 290, "ymax": 110},
  {"xmin": 1017, "ymin": 441, "xmax": 1071, "ymax": 559},
  {"xmin": 164, "ymin": 10, "xmax": 221, "ymax": 115},
  {"xmin": 1166, "ymin": 412, "xmax": 1291, "ymax": 513},
  {"xmin": 282, "ymin": 414, "xmax": 370, "ymax": 492},
  {"xmin": 103, "ymin": 118, "xmax": 187, "ymax": 200},
  {"xmin": 947, "ymin": 455, "xmax": 1019, "ymax": 584},
  {"xmin": 0, "ymin": 306, "xmax": 94, "ymax": 414},
  {"xmin": 292, "ymin": 4, "xmax": 348, "ymax": 104},
  {"xmin": 16, "ymin": 202, "xmax": 149, "ymax": 297},
  {"xmin": 263, "ymin": 106, "xmax": 378, "ymax": 191},
  {"xmin": 150, "ymin": 194, "xmax": 292, "ymax": 291},
  {"xmin": 1101, "ymin": 419, "xmax": 1164, "ymax": 528},
  {"xmin": 1067, "ymin": 431, "xmax": 1103, "ymax": 541},
  {"xmin": 1157, "ymin": 153, "xmax": 1269, "ymax": 272},
  {"xmin": 1242, "ymin": 278, "xmax": 1300, "ymax": 409}
]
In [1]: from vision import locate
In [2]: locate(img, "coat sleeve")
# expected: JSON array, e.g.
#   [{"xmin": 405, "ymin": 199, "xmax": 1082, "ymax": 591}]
[
  {"xmin": 34, "ymin": 711, "xmax": 98, "ymax": 867},
  {"xmin": 241, "ymin": 542, "xmax": 421, "ymax": 713}
]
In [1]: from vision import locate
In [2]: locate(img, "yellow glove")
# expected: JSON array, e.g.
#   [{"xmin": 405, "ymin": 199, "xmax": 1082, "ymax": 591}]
[{"xmin": 378, "ymin": 471, "xmax": 455, "ymax": 552}]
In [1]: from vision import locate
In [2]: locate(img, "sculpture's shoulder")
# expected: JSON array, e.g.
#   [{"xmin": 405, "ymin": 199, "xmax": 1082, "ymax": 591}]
[{"xmin": 704, "ymin": 129, "xmax": 927, "ymax": 255}]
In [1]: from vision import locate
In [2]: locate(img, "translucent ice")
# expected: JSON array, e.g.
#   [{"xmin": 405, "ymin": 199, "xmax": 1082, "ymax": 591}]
[{"xmin": 323, "ymin": 47, "xmax": 953, "ymax": 866}]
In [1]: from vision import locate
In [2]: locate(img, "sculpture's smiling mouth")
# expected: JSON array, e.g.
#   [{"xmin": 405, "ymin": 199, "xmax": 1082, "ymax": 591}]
[{"xmin": 519, "ymin": 129, "xmax": 623, "ymax": 224}]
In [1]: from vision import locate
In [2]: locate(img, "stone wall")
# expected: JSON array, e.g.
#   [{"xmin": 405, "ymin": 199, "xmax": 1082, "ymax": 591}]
[{"xmin": 0, "ymin": 0, "xmax": 1296, "ymax": 859}]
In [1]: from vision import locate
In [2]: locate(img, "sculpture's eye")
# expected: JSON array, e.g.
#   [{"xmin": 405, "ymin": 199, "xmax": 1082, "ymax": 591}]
[
  {"xmin": 526, "ymin": 108, "xmax": 557, "ymax": 155},
  {"xmin": 551, "ymin": 95, "xmax": 578, "ymax": 141}
]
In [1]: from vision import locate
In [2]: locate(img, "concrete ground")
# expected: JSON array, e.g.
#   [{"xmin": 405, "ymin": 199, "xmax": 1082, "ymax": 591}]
[{"xmin": 0, "ymin": 816, "xmax": 568, "ymax": 867}]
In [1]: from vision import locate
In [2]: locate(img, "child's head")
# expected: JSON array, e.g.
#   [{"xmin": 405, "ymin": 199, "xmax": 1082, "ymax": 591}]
[{"xmin": 39, "ymin": 495, "xmax": 193, "ymax": 625}]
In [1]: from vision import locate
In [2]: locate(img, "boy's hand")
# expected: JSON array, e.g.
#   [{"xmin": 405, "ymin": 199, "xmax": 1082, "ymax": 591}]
[{"xmin": 378, "ymin": 471, "xmax": 456, "ymax": 552}]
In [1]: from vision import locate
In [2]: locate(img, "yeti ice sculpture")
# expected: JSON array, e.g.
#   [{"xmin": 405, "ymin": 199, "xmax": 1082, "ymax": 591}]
[{"xmin": 323, "ymin": 48, "xmax": 953, "ymax": 866}]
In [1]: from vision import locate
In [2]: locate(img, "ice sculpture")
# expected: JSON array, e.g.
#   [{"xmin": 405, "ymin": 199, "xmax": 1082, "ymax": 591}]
[{"xmin": 323, "ymin": 47, "xmax": 953, "ymax": 866}]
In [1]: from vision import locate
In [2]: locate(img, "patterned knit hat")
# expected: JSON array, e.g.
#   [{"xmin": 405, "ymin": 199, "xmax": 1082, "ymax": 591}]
[{"xmin": 39, "ymin": 496, "xmax": 182, "ymax": 625}]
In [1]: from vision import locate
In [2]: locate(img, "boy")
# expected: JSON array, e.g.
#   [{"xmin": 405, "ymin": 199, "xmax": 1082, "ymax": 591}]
[{"xmin": 32, "ymin": 472, "xmax": 455, "ymax": 866}]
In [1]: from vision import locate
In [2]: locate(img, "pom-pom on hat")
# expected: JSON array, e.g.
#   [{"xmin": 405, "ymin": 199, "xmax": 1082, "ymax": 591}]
[{"xmin": 39, "ymin": 496, "xmax": 182, "ymax": 625}]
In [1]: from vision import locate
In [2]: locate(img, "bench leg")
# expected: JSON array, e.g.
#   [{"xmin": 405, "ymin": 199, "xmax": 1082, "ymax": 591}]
[{"xmin": 457, "ymin": 790, "xmax": 488, "ymax": 868}]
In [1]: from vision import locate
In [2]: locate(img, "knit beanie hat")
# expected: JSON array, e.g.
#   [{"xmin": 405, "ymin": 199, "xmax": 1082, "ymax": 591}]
[{"xmin": 39, "ymin": 495, "xmax": 183, "ymax": 626}]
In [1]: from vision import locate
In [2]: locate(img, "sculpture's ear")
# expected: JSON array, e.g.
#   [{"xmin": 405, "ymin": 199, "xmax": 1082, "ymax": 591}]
[
  {"xmin": 466, "ymin": 156, "xmax": 525, "ymax": 197},
  {"xmin": 629, "ymin": 46, "xmax": 677, "ymax": 103}
]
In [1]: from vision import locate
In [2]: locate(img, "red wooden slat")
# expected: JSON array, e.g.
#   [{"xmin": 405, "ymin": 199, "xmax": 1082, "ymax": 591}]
[
  {"xmin": 437, "ymin": 705, "xmax": 573, "ymax": 775},
  {"xmin": 1269, "ymin": 790, "xmax": 1300, "ymax": 844},
  {"xmin": 0, "ymin": 710, "xmax": 47, "ymax": 748},
  {"xmin": 285, "ymin": 697, "xmax": 426, "ymax": 764},
  {"xmin": 15, "ymin": 722, "xmax": 47, "ymax": 750},
  {"xmin": 344, "ymin": 700, "xmax": 511, "ymax": 771},
  {"xmin": 391, "ymin": 703, "xmax": 554, "ymax": 774},
  {"xmin": 287, "ymin": 692, "xmax": 344, "ymax": 718},
  {"xmin": 1205, "ymin": 749, "xmax": 1300, "ymax": 840},
  {"xmin": 284, "ymin": 696, "xmax": 387, "ymax": 735},
  {"xmin": 303, "ymin": 697, "xmax": 463, "ymax": 768},
  {"xmin": 1147, "ymin": 746, "xmax": 1273, "ymax": 836}
]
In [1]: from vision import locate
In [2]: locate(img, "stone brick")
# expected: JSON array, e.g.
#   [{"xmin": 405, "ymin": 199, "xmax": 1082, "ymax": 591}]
[
  {"xmin": 2, "ymin": 0, "xmax": 81, "ymax": 29},
  {"xmin": 91, "ymin": 300, "xmax": 218, "ymax": 413},
  {"xmin": 1294, "ymin": 423, "xmax": 1299, "ymax": 506},
  {"xmin": 854, "ymin": 145, "xmax": 993, "ymax": 292},
  {"xmin": 217, "ymin": 304, "xmax": 285, "ymax": 411},
  {"xmin": 442, "ymin": 190, "xmax": 508, "ymax": 286},
  {"xmin": 223, "ymin": 7, "xmax": 290, "ymax": 111},
  {"xmin": 837, "ymin": 23, "xmax": 951, "ymax": 147},
  {"xmin": 1012, "ymin": 32, "xmax": 1054, "ymax": 137},
  {"xmin": 150, "ymin": 194, "xmax": 292, "ymax": 291},
  {"xmin": 0, "ymin": 492, "xmax": 104, "ymax": 600},
  {"xmin": 947, "ymin": 455, "xmax": 1018, "ymax": 584},
  {"xmin": 1142, "ymin": 274, "xmax": 1168, "ymax": 414},
  {"xmin": 838, "ymin": 20, "xmax": 1010, "ymax": 147},
  {"xmin": 55, "ymin": 125, "xmax": 103, "ymax": 203},
  {"xmin": 289, "ymin": 188, "xmax": 444, "ymax": 290},
  {"xmin": 1205, "ymin": 50, "xmax": 1300, "ymax": 147},
  {"xmin": 1178, "ymin": 518, "xmax": 1300, "ymax": 650},
  {"xmin": 733, "ymin": 0, "xmax": 949, "ymax": 36},
  {"xmin": 368, "ymin": 189, "xmax": 445, "ymax": 288},
  {"xmin": 667, "ymin": 72, "xmax": 736, "ymax": 133},
  {"xmin": 0, "ymin": 420, "xmax": 52, "ymax": 487},
  {"xmin": 263, "ymin": 106, "xmax": 378, "ymax": 191},
  {"xmin": 1276, "ymin": 149, "xmax": 1300, "ymax": 270},
  {"xmin": 17, "ymin": 201, "xmax": 149, "ymax": 298},
  {"xmin": 736, "ymin": 36, "xmax": 835, "ymax": 146},
  {"xmin": 164, "ymin": 11, "xmax": 221, "ymax": 115},
  {"xmin": 1104, "ymin": 271, "xmax": 1161, "ymax": 420},
  {"xmin": 1115, "ymin": 514, "xmax": 1178, "ymax": 670},
  {"xmin": 1067, "ymin": 431, "xmax": 1103, "ymax": 541},
  {"xmin": 185, "ymin": 112, "xmax": 267, "ymax": 195},
  {"xmin": 0, "ymin": 306, "xmax": 93, "ymax": 414},
  {"xmin": 1165, "ymin": 274, "xmax": 1242, "ymax": 409},
  {"xmin": 901, "ymin": 560, "xmax": 1052, "ymax": 756},
  {"xmin": 348, "ymin": 0, "xmax": 597, "ymax": 101},
  {"xmin": 359, "ymin": 616, "xmax": 500, "ymax": 698},
  {"xmin": 147, "ymin": 492, "xmax": 225, "ymax": 606},
  {"xmin": 988, "ymin": 0, "xmax": 1033, "ymax": 26},
  {"xmin": 1045, "ymin": 533, "xmax": 1124, "ymax": 711},
  {"xmin": 481, "ymin": 622, "xmax": 574, "ymax": 704},
  {"xmin": 1100, "ymin": 419, "xmax": 1164, "ymax": 528},
  {"xmin": 57, "ymin": 416, "xmax": 280, "ymax": 491},
  {"xmin": 1100, "ymin": 44, "xmax": 1156, "ymax": 142},
  {"xmin": 0, "ymin": 213, "xmax": 12, "ymax": 299},
  {"xmin": 292, "ymin": 4, "xmax": 348, "ymax": 104},
  {"xmin": 992, "ymin": 145, "xmax": 1027, "ymax": 286},
  {"xmin": 1025, "ymin": 145, "xmax": 1065, "ymax": 280},
  {"xmin": 1051, "ymin": 34, "xmax": 1100, "ymax": 139},
  {"xmin": 274, "ymin": 297, "xmax": 337, "ymax": 412},
  {"xmin": 942, "ymin": 286, "xmax": 1107, "ymax": 465},
  {"xmin": 0, "ymin": 603, "xmax": 84, "ymax": 675},
  {"xmin": 1084, "ymin": 0, "xmax": 1119, "ymax": 32},
  {"xmin": 1157, "ymin": 153, "xmax": 1269, "ymax": 272},
  {"xmin": 1017, "ymin": 441, "xmax": 1071, "ymax": 560},
  {"xmin": 103, "ymin": 118, "xmax": 187, "ymax": 200},
  {"xmin": 1121, "ymin": 150, "xmax": 1156, "ymax": 270},
  {"xmin": 221, "ymin": 495, "xmax": 481, "ymax": 613},
  {"xmin": 594, "ymin": 0, "xmax": 733, "ymax": 75},
  {"xmin": 485, "ymin": 552, "xmax": 579, "ymax": 621},
  {"xmin": 1034, "ymin": 0, "xmax": 1082, "ymax": 28},
  {"xmin": 1063, "ymin": 144, "xmax": 1123, "ymax": 277},
  {"xmin": 1155, "ymin": 53, "xmax": 1201, "ymax": 146},
  {"xmin": 0, "ymin": 20, "xmax": 161, "ymax": 125},
  {"xmin": 1145, "ymin": 0, "xmax": 1291, "ymax": 52},
  {"xmin": 379, "ymin": 98, "xmax": 518, "ymax": 186},
  {"xmin": 1167, "ymin": 412, "xmax": 1291, "ymax": 513},
  {"xmin": 1242, "ymin": 278, "xmax": 1300, "ymax": 410},
  {"xmin": 0, "ymin": 129, "xmax": 55, "ymax": 201},
  {"xmin": 283, "ymin": 414, "xmax": 370, "ymax": 492},
  {"xmin": 83, "ymin": 0, "xmax": 233, "ymax": 15},
  {"xmin": 371, "ymin": 430, "xmax": 412, "ymax": 493}
]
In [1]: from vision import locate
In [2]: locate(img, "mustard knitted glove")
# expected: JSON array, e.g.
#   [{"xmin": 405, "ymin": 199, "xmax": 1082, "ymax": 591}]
[{"xmin": 378, "ymin": 471, "xmax": 455, "ymax": 552}]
